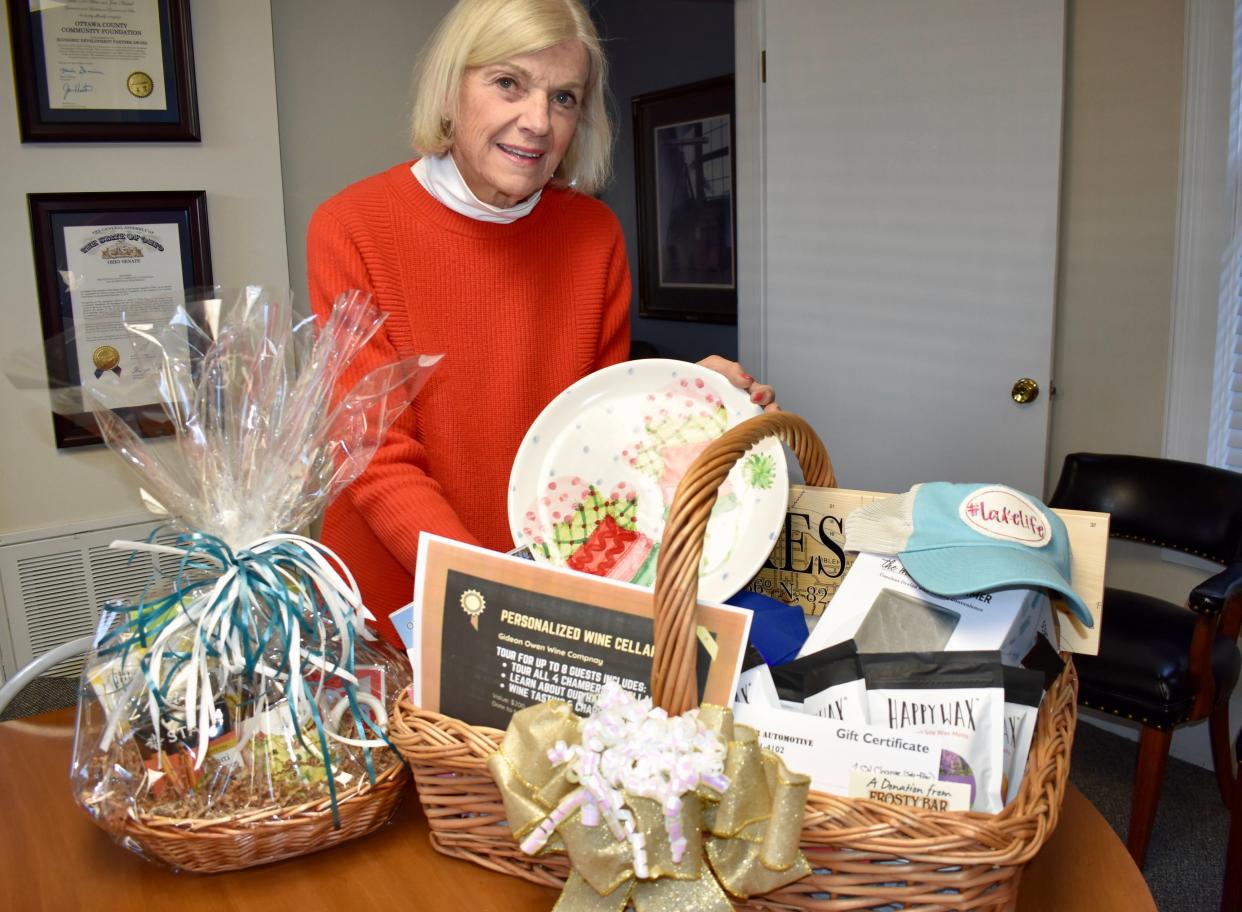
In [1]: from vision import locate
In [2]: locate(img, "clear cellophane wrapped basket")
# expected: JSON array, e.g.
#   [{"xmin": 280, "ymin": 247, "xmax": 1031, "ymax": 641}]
[
  {"xmin": 388, "ymin": 412, "xmax": 1078, "ymax": 910},
  {"xmin": 70, "ymin": 287, "xmax": 439, "ymax": 872}
]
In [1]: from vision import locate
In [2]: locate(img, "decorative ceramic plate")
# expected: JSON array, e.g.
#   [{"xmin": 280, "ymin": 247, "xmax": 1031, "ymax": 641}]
[{"xmin": 507, "ymin": 359, "xmax": 788, "ymax": 602}]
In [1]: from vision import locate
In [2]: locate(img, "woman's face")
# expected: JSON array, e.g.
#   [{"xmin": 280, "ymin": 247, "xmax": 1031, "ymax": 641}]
[{"xmin": 451, "ymin": 39, "xmax": 589, "ymax": 208}]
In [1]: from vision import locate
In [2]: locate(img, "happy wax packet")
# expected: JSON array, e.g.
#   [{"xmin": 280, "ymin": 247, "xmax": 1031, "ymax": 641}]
[
  {"xmin": 862, "ymin": 650, "xmax": 1006, "ymax": 813},
  {"xmin": 771, "ymin": 639, "xmax": 869, "ymax": 723},
  {"xmin": 1002, "ymin": 664, "xmax": 1045, "ymax": 804},
  {"xmin": 733, "ymin": 643, "xmax": 780, "ymax": 708}
]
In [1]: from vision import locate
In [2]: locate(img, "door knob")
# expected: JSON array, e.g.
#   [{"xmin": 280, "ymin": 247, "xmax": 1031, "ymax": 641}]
[{"xmin": 1011, "ymin": 378, "xmax": 1039, "ymax": 404}]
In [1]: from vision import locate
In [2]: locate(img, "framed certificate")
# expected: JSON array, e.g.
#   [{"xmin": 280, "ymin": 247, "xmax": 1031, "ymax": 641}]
[
  {"xmin": 28, "ymin": 190, "xmax": 213, "ymax": 448},
  {"xmin": 6, "ymin": 0, "xmax": 199, "ymax": 142}
]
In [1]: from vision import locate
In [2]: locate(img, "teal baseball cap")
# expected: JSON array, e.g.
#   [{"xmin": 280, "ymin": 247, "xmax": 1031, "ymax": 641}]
[{"xmin": 843, "ymin": 482, "xmax": 1093, "ymax": 628}]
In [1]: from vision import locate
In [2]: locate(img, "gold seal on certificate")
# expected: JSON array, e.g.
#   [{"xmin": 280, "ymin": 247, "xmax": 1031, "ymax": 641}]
[
  {"xmin": 461, "ymin": 589, "xmax": 486, "ymax": 631},
  {"xmin": 127, "ymin": 72, "xmax": 155, "ymax": 99},
  {"xmin": 92, "ymin": 345, "xmax": 121, "ymax": 377}
]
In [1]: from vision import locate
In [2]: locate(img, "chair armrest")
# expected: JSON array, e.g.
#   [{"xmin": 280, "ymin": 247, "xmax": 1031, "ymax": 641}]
[{"xmin": 1189, "ymin": 561, "xmax": 1242, "ymax": 615}]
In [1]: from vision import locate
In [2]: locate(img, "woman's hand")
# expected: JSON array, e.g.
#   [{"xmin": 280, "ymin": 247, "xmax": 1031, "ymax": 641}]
[{"xmin": 697, "ymin": 355, "xmax": 780, "ymax": 412}]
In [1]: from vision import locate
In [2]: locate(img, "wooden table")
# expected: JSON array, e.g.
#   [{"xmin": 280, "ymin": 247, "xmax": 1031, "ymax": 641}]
[{"xmin": 0, "ymin": 709, "xmax": 1156, "ymax": 912}]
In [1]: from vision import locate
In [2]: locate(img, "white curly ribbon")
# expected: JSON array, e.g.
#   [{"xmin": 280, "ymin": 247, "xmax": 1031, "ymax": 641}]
[
  {"xmin": 97, "ymin": 531, "xmax": 386, "ymax": 768},
  {"xmin": 519, "ymin": 682, "xmax": 729, "ymax": 876}
]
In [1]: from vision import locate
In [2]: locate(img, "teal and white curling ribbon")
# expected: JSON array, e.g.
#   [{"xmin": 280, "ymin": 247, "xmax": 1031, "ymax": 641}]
[{"xmin": 94, "ymin": 530, "xmax": 393, "ymax": 824}]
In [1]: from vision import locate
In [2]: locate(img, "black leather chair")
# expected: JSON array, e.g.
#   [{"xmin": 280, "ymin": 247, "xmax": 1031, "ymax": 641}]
[{"xmin": 1049, "ymin": 452, "xmax": 1242, "ymax": 869}]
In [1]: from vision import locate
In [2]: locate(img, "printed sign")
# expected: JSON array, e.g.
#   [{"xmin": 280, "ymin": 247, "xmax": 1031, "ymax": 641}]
[
  {"xmin": 410, "ymin": 535, "xmax": 751, "ymax": 729},
  {"xmin": 746, "ymin": 486, "xmax": 1108, "ymax": 654},
  {"xmin": 847, "ymin": 770, "xmax": 971, "ymax": 811},
  {"xmin": 745, "ymin": 486, "xmax": 887, "ymax": 617}
]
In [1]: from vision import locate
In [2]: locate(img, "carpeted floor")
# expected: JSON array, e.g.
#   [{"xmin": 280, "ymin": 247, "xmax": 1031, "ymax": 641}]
[
  {"xmin": 1, "ymin": 676, "xmax": 1232, "ymax": 910},
  {"xmin": 1069, "ymin": 715, "xmax": 1231, "ymax": 912}
]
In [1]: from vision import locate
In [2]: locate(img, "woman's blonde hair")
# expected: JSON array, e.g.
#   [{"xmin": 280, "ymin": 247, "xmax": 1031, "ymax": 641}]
[{"xmin": 410, "ymin": 0, "xmax": 613, "ymax": 195}]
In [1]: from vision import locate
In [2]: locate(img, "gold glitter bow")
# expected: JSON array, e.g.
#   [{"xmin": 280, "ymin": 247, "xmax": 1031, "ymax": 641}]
[{"xmin": 487, "ymin": 701, "xmax": 811, "ymax": 911}]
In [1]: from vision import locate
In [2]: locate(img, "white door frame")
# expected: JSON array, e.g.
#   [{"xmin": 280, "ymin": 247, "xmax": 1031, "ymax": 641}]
[{"xmin": 735, "ymin": 0, "xmax": 766, "ymax": 381}]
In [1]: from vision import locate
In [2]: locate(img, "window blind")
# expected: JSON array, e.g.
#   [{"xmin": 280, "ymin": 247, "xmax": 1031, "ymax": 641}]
[{"xmin": 1211, "ymin": 2, "xmax": 1242, "ymax": 470}]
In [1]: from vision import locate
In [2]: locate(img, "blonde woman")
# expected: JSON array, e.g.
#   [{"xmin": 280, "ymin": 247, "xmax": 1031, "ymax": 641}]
[{"xmin": 308, "ymin": 0, "xmax": 774, "ymax": 648}]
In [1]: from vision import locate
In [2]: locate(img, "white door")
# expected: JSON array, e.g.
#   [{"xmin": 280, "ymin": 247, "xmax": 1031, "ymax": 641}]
[{"xmin": 738, "ymin": 0, "xmax": 1065, "ymax": 495}]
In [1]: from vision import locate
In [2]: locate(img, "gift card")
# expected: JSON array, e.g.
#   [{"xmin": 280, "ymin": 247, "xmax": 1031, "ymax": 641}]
[{"xmin": 732, "ymin": 701, "xmax": 941, "ymax": 797}]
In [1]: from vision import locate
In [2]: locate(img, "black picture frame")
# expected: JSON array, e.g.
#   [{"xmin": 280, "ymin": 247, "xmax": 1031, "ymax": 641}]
[
  {"xmin": 6, "ymin": 0, "xmax": 200, "ymax": 142},
  {"xmin": 632, "ymin": 75, "xmax": 737, "ymax": 324},
  {"xmin": 28, "ymin": 190, "xmax": 212, "ymax": 448}
]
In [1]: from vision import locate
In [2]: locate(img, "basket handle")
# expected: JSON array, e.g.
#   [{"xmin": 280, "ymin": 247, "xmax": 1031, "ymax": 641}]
[{"xmin": 650, "ymin": 412, "xmax": 836, "ymax": 714}]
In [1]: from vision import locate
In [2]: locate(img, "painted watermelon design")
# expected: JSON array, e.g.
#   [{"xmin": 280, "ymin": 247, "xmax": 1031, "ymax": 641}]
[
  {"xmin": 522, "ymin": 479, "xmax": 651, "ymax": 573},
  {"xmin": 626, "ymin": 378, "xmax": 729, "ymax": 486},
  {"xmin": 564, "ymin": 515, "xmax": 658, "ymax": 585},
  {"xmin": 519, "ymin": 374, "xmax": 763, "ymax": 585}
]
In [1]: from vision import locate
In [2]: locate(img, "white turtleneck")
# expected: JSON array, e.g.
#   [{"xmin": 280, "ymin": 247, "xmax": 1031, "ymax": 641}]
[{"xmin": 412, "ymin": 153, "xmax": 542, "ymax": 223}]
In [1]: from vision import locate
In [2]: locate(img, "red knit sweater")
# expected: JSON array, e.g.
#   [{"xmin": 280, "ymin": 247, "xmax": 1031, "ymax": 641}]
[{"xmin": 308, "ymin": 162, "xmax": 631, "ymax": 647}]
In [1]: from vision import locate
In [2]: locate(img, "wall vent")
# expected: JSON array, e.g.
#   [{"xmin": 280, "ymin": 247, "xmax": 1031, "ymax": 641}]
[{"xmin": 0, "ymin": 518, "xmax": 181, "ymax": 682}]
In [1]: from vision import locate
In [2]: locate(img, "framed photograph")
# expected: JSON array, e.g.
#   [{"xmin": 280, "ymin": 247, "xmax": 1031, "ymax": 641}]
[
  {"xmin": 6, "ymin": 0, "xmax": 200, "ymax": 142},
  {"xmin": 28, "ymin": 190, "xmax": 212, "ymax": 448},
  {"xmin": 632, "ymin": 75, "xmax": 737, "ymax": 324}
]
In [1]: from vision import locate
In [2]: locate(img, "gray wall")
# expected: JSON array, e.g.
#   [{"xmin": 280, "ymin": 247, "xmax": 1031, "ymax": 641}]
[
  {"xmin": 0, "ymin": 0, "xmax": 289, "ymax": 537},
  {"xmin": 1046, "ymin": 0, "xmax": 1186, "ymax": 493},
  {"xmin": 591, "ymin": 0, "xmax": 739, "ymax": 363},
  {"xmin": 1048, "ymin": 0, "xmax": 1235, "ymax": 773},
  {"xmin": 270, "ymin": 0, "xmax": 455, "ymax": 311},
  {"xmin": 272, "ymin": 0, "xmax": 739, "ymax": 364}
]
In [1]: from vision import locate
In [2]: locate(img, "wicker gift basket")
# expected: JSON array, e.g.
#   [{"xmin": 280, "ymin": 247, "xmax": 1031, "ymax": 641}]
[
  {"xmin": 389, "ymin": 412, "xmax": 1078, "ymax": 910},
  {"xmin": 98, "ymin": 759, "xmax": 409, "ymax": 873},
  {"xmin": 75, "ymin": 621, "xmax": 412, "ymax": 873},
  {"xmin": 62, "ymin": 288, "xmax": 431, "ymax": 873},
  {"xmin": 73, "ymin": 556, "xmax": 413, "ymax": 874}
]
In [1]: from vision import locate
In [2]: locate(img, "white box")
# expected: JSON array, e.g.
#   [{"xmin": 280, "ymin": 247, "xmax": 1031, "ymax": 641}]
[{"xmin": 798, "ymin": 553, "xmax": 1054, "ymax": 664}]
